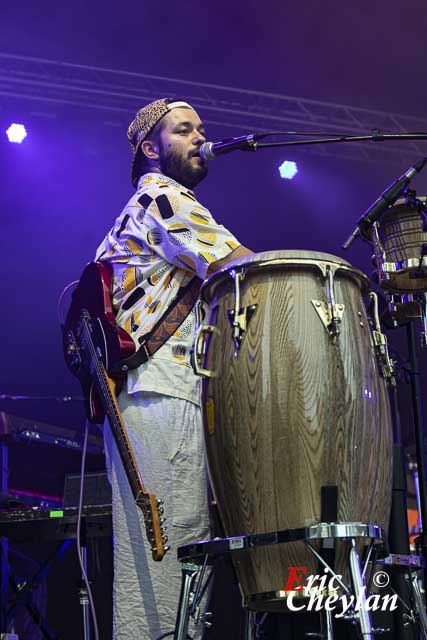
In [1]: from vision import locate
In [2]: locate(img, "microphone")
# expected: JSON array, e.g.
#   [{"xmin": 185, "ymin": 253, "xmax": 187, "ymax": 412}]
[
  {"xmin": 199, "ymin": 134, "xmax": 258, "ymax": 161},
  {"xmin": 343, "ymin": 156, "xmax": 427, "ymax": 249}
]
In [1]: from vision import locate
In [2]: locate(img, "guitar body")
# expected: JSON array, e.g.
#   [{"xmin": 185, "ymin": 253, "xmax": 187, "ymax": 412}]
[
  {"xmin": 62, "ymin": 261, "xmax": 167, "ymax": 560},
  {"xmin": 63, "ymin": 261, "xmax": 135, "ymax": 423}
]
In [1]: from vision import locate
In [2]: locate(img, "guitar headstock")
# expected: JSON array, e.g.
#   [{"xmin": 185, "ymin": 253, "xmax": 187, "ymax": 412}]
[{"xmin": 137, "ymin": 492, "xmax": 169, "ymax": 561}]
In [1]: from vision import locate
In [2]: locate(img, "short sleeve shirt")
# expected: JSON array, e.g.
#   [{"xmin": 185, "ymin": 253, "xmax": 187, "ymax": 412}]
[{"xmin": 95, "ymin": 172, "xmax": 240, "ymax": 405}]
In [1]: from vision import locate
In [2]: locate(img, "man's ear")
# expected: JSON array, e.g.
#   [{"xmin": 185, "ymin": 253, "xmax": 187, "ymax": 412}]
[{"xmin": 140, "ymin": 139, "xmax": 160, "ymax": 161}]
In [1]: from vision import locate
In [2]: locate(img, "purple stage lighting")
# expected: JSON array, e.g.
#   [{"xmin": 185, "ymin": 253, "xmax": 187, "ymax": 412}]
[
  {"xmin": 6, "ymin": 123, "xmax": 27, "ymax": 144},
  {"xmin": 279, "ymin": 160, "xmax": 298, "ymax": 180}
]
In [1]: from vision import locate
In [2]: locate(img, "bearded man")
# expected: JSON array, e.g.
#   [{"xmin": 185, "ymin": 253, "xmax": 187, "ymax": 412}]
[{"xmin": 95, "ymin": 98, "xmax": 251, "ymax": 639}]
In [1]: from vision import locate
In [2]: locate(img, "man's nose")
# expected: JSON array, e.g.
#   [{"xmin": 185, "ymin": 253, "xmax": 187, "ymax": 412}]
[{"xmin": 192, "ymin": 131, "xmax": 206, "ymax": 144}]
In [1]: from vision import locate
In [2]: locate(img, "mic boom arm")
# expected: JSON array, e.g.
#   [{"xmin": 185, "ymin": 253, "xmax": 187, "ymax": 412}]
[{"xmin": 342, "ymin": 157, "xmax": 427, "ymax": 249}]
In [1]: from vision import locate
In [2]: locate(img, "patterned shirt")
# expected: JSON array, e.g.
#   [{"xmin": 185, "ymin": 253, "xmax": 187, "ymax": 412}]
[{"xmin": 95, "ymin": 172, "xmax": 240, "ymax": 405}]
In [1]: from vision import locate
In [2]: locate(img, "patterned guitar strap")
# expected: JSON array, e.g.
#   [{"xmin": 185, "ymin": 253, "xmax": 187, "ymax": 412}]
[{"xmin": 111, "ymin": 275, "xmax": 203, "ymax": 372}]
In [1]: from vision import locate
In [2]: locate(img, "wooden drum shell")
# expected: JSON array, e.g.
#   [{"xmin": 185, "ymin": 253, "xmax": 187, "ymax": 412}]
[{"xmin": 200, "ymin": 251, "xmax": 393, "ymax": 610}]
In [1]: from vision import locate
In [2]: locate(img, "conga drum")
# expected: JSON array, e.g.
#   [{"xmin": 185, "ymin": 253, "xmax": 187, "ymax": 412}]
[{"xmin": 195, "ymin": 250, "xmax": 393, "ymax": 611}]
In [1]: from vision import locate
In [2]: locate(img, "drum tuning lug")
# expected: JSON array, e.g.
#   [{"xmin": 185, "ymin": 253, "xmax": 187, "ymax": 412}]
[
  {"xmin": 311, "ymin": 299, "xmax": 345, "ymax": 339},
  {"xmin": 369, "ymin": 291, "xmax": 395, "ymax": 379},
  {"xmin": 227, "ymin": 304, "xmax": 257, "ymax": 354}
]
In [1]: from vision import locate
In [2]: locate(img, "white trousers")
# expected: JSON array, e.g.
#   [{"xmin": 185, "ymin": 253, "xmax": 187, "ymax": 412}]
[{"xmin": 104, "ymin": 392, "xmax": 211, "ymax": 640}]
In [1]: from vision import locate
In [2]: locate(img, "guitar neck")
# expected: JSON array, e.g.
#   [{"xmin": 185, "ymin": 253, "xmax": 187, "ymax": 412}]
[
  {"xmin": 99, "ymin": 370, "xmax": 145, "ymax": 497},
  {"xmin": 81, "ymin": 314, "xmax": 166, "ymax": 561}
]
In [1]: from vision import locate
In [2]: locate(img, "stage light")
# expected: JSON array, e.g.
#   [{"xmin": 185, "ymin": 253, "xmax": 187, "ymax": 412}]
[
  {"xmin": 279, "ymin": 160, "xmax": 298, "ymax": 180},
  {"xmin": 6, "ymin": 123, "xmax": 27, "ymax": 144}
]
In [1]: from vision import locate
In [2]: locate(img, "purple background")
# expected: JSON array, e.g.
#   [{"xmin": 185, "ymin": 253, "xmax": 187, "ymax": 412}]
[{"xmin": 1, "ymin": 1, "xmax": 427, "ymax": 637}]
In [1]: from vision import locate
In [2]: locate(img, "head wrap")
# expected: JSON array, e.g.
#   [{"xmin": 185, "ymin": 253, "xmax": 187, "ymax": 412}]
[{"xmin": 128, "ymin": 98, "xmax": 195, "ymax": 187}]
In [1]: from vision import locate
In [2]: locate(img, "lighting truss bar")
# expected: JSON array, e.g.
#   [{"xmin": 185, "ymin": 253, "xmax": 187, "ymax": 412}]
[{"xmin": 1, "ymin": 52, "xmax": 427, "ymax": 164}]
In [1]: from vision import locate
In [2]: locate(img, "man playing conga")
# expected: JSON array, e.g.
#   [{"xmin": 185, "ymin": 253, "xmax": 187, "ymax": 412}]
[{"xmin": 95, "ymin": 98, "xmax": 251, "ymax": 639}]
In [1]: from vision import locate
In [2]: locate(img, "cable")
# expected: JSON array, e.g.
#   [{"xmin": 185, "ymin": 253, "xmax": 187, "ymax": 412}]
[{"xmin": 76, "ymin": 419, "xmax": 100, "ymax": 640}]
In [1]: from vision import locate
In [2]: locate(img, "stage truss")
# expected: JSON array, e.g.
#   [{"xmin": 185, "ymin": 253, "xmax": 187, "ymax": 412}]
[{"xmin": 1, "ymin": 52, "xmax": 427, "ymax": 164}]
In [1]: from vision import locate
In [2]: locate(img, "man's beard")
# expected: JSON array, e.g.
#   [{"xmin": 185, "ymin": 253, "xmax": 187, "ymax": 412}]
[{"xmin": 159, "ymin": 143, "xmax": 208, "ymax": 190}]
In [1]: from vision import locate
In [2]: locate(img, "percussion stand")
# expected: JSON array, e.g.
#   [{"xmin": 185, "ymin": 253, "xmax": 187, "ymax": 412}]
[
  {"xmin": 173, "ymin": 524, "xmax": 387, "ymax": 640},
  {"xmin": 406, "ymin": 318, "xmax": 427, "ymax": 588},
  {"xmin": 381, "ymin": 294, "xmax": 427, "ymax": 633},
  {"xmin": 172, "ymin": 556, "xmax": 213, "ymax": 640},
  {"xmin": 387, "ymin": 372, "xmax": 418, "ymax": 640}
]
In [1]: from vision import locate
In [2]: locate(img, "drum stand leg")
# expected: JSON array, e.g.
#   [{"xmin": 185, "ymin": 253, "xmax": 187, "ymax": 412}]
[
  {"xmin": 408, "ymin": 570, "xmax": 427, "ymax": 639},
  {"xmin": 324, "ymin": 608, "xmax": 334, "ymax": 640},
  {"xmin": 349, "ymin": 539, "xmax": 374, "ymax": 639},
  {"xmin": 306, "ymin": 536, "xmax": 375, "ymax": 639},
  {"xmin": 173, "ymin": 557, "xmax": 212, "ymax": 640}
]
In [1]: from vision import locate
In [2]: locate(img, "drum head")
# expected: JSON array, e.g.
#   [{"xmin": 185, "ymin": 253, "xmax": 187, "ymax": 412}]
[{"xmin": 202, "ymin": 249, "xmax": 369, "ymax": 302}]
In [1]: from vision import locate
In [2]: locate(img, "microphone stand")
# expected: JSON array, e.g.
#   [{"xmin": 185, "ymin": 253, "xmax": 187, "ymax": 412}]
[
  {"xmin": 205, "ymin": 130, "xmax": 427, "ymax": 159},
  {"xmin": 254, "ymin": 131, "xmax": 427, "ymax": 148},
  {"xmin": 388, "ymin": 370, "xmax": 416, "ymax": 639},
  {"xmin": 407, "ymin": 320, "xmax": 427, "ymax": 586}
]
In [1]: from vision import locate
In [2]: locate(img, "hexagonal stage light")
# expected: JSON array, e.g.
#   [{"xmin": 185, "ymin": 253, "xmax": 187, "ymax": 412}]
[
  {"xmin": 6, "ymin": 123, "xmax": 28, "ymax": 144},
  {"xmin": 279, "ymin": 160, "xmax": 298, "ymax": 180}
]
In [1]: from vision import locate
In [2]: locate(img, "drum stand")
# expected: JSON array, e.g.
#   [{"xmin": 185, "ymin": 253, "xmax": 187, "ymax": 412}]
[
  {"xmin": 373, "ymin": 553, "xmax": 427, "ymax": 639},
  {"xmin": 173, "ymin": 523, "xmax": 386, "ymax": 640},
  {"xmin": 378, "ymin": 291, "xmax": 427, "ymax": 638}
]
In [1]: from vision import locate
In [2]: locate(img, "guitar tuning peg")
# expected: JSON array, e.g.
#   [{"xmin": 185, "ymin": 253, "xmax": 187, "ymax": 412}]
[
  {"xmin": 161, "ymin": 526, "xmax": 168, "ymax": 533},
  {"xmin": 159, "ymin": 517, "xmax": 166, "ymax": 525},
  {"xmin": 157, "ymin": 499, "xmax": 164, "ymax": 506},
  {"xmin": 162, "ymin": 535, "xmax": 169, "ymax": 544},
  {"xmin": 158, "ymin": 507, "xmax": 164, "ymax": 516},
  {"xmin": 163, "ymin": 545, "xmax": 171, "ymax": 553}
]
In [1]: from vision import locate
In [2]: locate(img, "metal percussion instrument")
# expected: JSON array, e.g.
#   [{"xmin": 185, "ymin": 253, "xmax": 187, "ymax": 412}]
[
  {"xmin": 194, "ymin": 250, "xmax": 393, "ymax": 611},
  {"xmin": 371, "ymin": 194, "xmax": 427, "ymax": 292}
]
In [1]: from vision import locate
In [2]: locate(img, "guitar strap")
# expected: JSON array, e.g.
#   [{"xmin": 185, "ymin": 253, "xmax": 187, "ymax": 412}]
[{"xmin": 110, "ymin": 274, "xmax": 203, "ymax": 373}]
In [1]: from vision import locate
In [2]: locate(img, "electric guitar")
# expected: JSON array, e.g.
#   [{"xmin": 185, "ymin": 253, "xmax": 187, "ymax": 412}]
[{"xmin": 62, "ymin": 261, "xmax": 168, "ymax": 561}]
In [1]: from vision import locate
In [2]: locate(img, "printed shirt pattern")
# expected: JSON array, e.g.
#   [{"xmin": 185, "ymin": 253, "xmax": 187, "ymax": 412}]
[{"xmin": 95, "ymin": 172, "xmax": 240, "ymax": 404}]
